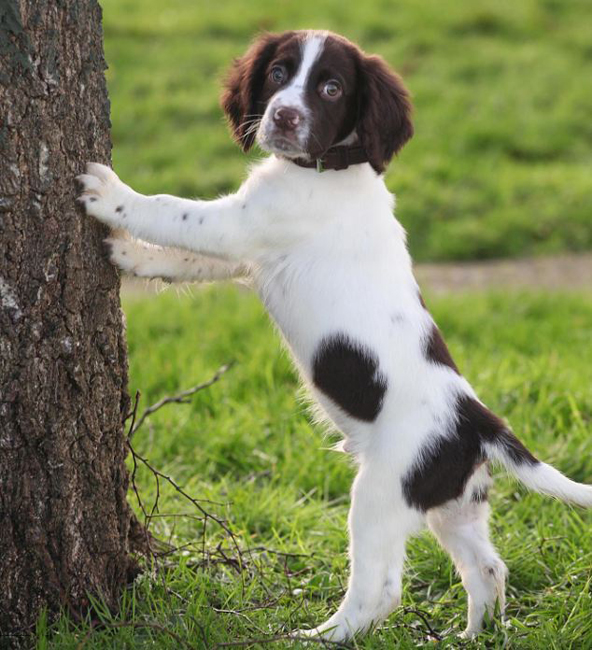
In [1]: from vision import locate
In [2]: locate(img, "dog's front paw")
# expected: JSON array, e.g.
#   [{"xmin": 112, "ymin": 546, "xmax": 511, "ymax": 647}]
[
  {"xmin": 104, "ymin": 236, "xmax": 162, "ymax": 278},
  {"xmin": 76, "ymin": 163, "xmax": 136, "ymax": 229},
  {"xmin": 103, "ymin": 237, "xmax": 141, "ymax": 275}
]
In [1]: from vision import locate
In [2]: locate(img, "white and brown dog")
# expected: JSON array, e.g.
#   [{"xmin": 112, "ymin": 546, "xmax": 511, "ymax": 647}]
[{"xmin": 78, "ymin": 30, "xmax": 592, "ymax": 641}]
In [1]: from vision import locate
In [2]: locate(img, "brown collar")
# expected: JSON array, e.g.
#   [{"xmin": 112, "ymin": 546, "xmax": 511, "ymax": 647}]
[{"xmin": 291, "ymin": 145, "xmax": 369, "ymax": 172}]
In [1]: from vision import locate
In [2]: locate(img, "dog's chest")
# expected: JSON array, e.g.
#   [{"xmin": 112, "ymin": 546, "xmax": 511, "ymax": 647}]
[{"xmin": 252, "ymin": 236, "xmax": 424, "ymax": 386}]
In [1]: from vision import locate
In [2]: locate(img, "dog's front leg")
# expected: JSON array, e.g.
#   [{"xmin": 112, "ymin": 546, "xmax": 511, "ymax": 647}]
[
  {"xmin": 105, "ymin": 236, "xmax": 248, "ymax": 284},
  {"xmin": 298, "ymin": 465, "xmax": 420, "ymax": 642},
  {"xmin": 77, "ymin": 163, "xmax": 261, "ymax": 260}
]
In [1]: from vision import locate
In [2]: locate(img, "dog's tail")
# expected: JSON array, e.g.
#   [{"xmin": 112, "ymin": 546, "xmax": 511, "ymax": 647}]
[{"xmin": 484, "ymin": 430, "xmax": 592, "ymax": 507}]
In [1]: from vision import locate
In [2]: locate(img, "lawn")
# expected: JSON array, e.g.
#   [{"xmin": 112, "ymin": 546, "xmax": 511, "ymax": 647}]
[
  {"xmin": 42, "ymin": 288, "xmax": 592, "ymax": 648},
  {"xmin": 101, "ymin": 0, "xmax": 592, "ymax": 262}
]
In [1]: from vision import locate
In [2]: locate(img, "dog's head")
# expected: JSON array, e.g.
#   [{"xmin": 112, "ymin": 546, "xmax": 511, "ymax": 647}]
[{"xmin": 221, "ymin": 30, "xmax": 413, "ymax": 174}]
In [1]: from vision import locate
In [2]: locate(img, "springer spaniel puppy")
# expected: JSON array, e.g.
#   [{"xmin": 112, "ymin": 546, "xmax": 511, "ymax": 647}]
[{"xmin": 78, "ymin": 30, "xmax": 592, "ymax": 641}]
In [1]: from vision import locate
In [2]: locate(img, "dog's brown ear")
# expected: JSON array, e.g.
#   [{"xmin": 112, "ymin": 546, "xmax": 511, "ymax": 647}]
[
  {"xmin": 356, "ymin": 54, "xmax": 413, "ymax": 174},
  {"xmin": 221, "ymin": 33, "xmax": 286, "ymax": 151}
]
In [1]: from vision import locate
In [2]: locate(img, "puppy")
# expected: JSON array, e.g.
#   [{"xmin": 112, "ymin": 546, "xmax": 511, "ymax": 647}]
[{"xmin": 78, "ymin": 30, "xmax": 592, "ymax": 641}]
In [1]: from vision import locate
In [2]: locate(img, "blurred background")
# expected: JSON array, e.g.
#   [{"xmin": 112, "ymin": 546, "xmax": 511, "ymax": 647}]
[{"xmin": 103, "ymin": 0, "xmax": 592, "ymax": 263}]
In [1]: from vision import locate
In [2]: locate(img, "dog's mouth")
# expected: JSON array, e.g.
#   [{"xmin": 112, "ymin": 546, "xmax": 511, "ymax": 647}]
[{"xmin": 256, "ymin": 128, "xmax": 310, "ymax": 160}]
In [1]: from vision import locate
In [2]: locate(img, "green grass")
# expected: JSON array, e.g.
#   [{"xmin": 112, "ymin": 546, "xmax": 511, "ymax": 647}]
[
  {"xmin": 101, "ymin": 0, "xmax": 592, "ymax": 262},
  {"xmin": 42, "ymin": 288, "xmax": 592, "ymax": 648}
]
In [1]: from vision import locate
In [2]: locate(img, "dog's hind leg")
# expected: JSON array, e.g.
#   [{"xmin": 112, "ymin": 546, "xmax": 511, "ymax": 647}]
[
  {"xmin": 427, "ymin": 473, "xmax": 507, "ymax": 638},
  {"xmin": 298, "ymin": 463, "xmax": 423, "ymax": 641}
]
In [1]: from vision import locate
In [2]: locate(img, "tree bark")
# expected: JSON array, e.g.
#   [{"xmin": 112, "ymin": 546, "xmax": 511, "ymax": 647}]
[{"xmin": 0, "ymin": 0, "xmax": 135, "ymax": 640}]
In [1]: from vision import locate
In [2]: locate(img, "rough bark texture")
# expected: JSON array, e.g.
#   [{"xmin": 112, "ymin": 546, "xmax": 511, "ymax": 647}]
[{"xmin": 0, "ymin": 0, "xmax": 135, "ymax": 641}]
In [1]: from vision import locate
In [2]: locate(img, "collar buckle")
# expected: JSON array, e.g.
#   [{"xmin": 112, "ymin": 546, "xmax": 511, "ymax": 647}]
[{"xmin": 316, "ymin": 158, "xmax": 325, "ymax": 173}]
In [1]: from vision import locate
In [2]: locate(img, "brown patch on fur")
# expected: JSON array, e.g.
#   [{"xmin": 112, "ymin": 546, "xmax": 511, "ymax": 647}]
[
  {"xmin": 220, "ymin": 32, "xmax": 296, "ymax": 151},
  {"xmin": 355, "ymin": 53, "xmax": 414, "ymax": 173},
  {"xmin": 402, "ymin": 396, "xmax": 535, "ymax": 512},
  {"xmin": 426, "ymin": 325, "xmax": 460, "ymax": 374}
]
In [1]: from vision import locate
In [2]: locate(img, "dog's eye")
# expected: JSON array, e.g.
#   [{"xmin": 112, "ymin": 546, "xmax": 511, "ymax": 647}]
[
  {"xmin": 320, "ymin": 80, "xmax": 343, "ymax": 100},
  {"xmin": 269, "ymin": 65, "xmax": 287, "ymax": 85}
]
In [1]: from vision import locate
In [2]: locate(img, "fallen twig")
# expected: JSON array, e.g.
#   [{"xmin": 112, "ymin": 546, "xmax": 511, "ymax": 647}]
[
  {"xmin": 130, "ymin": 362, "xmax": 234, "ymax": 437},
  {"xmin": 214, "ymin": 633, "xmax": 351, "ymax": 648},
  {"xmin": 400, "ymin": 607, "xmax": 442, "ymax": 641},
  {"xmin": 118, "ymin": 361, "xmax": 353, "ymax": 649}
]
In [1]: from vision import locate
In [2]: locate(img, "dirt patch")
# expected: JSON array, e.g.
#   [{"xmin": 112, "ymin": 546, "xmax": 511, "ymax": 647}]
[
  {"xmin": 415, "ymin": 253, "xmax": 592, "ymax": 294},
  {"xmin": 121, "ymin": 253, "xmax": 592, "ymax": 298}
]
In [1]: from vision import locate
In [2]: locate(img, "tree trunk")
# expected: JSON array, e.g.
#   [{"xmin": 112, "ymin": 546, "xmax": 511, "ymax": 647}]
[{"xmin": 0, "ymin": 0, "xmax": 136, "ymax": 640}]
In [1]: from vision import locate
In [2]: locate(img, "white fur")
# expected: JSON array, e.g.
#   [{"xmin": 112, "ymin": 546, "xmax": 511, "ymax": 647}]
[
  {"xmin": 485, "ymin": 443, "xmax": 592, "ymax": 507},
  {"xmin": 77, "ymin": 154, "xmax": 592, "ymax": 640}
]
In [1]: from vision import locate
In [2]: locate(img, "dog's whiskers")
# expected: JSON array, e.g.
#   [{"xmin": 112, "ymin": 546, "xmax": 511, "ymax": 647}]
[{"xmin": 240, "ymin": 119, "xmax": 262, "ymax": 141}]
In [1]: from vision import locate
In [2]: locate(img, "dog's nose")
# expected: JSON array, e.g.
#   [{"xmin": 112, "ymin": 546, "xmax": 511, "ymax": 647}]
[{"xmin": 273, "ymin": 107, "xmax": 301, "ymax": 132}]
